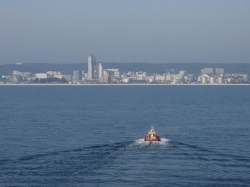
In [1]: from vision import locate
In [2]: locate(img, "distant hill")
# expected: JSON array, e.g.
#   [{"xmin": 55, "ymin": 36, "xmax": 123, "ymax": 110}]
[{"xmin": 1, "ymin": 63, "xmax": 250, "ymax": 76}]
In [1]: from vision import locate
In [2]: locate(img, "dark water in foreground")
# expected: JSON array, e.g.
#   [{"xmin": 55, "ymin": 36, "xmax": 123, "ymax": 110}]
[{"xmin": 1, "ymin": 85, "xmax": 250, "ymax": 187}]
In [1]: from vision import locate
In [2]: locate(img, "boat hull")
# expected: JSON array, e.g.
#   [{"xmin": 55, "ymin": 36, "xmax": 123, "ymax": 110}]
[
  {"xmin": 144, "ymin": 135, "xmax": 160, "ymax": 141},
  {"xmin": 144, "ymin": 127, "xmax": 161, "ymax": 141}
]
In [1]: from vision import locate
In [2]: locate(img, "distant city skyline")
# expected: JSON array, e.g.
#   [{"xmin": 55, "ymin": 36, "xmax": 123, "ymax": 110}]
[
  {"xmin": 1, "ymin": 55, "xmax": 249, "ymax": 84},
  {"xmin": 2, "ymin": 63, "xmax": 249, "ymax": 84},
  {"xmin": 1, "ymin": 0, "xmax": 250, "ymax": 64}
]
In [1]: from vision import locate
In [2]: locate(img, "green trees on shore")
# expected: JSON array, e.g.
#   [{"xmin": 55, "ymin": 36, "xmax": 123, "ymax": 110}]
[{"xmin": 33, "ymin": 77, "xmax": 67, "ymax": 83}]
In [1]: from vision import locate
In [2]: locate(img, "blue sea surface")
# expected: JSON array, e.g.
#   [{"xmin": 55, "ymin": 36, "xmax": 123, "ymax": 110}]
[{"xmin": 0, "ymin": 85, "xmax": 250, "ymax": 186}]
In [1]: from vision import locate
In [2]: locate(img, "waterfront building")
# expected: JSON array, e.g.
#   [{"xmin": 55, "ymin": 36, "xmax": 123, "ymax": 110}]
[
  {"xmin": 47, "ymin": 71, "xmax": 61, "ymax": 77},
  {"xmin": 148, "ymin": 75, "xmax": 155, "ymax": 83},
  {"xmin": 103, "ymin": 70, "xmax": 110, "ymax": 77},
  {"xmin": 12, "ymin": 75, "xmax": 21, "ymax": 83},
  {"xmin": 217, "ymin": 76, "xmax": 224, "ymax": 84},
  {"xmin": 99, "ymin": 76, "xmax": 111, "ymax": 84},
  {"xmin": 98, "ymin": 62, "xmax": 103, "ymax": 78},
  {"xmin": 54, "ymin": 74, "xmax": 72, "ymax": 81},
  {"xmin": 201, "ymin": 77, "xmax": 208, "ymax": 84},
  {"xmin": 201, "ymin": 68, "xmax": 213, "ymax": 74},
  {"xmin": 88, "ymin": 55, "xmax": 96, "ymax": 79},
  {"xmin": 155, "ymin": 74, "xmax": 166, "ymax": 82},
  {"xmin": 165, "ymin": 73, "xmax": 171, "ymax": 82},
  {"xmin": 122, "ymin": 78, "xmax": 130, "ymax": 83},
  {"xmin": 73, "ymin": 70, "xmax": 82, "ymax": 81},
  {"xmin": 242, "ymin": 74, "xmax": 248, "ymax": 82},
  {"xmin": 198, "ymin": 74, "xmax": 210, "ymax": 84},
  {"xmin": 36, "ymin": 73, "xmax": 48, "ymax": 79},
  {"xmin": 106, "ymin": 69, "xmax": 120, "ymax": 78},
  {"xmin": 83, "ymin": 73, "xmax": 88, "ymax": 78},
  {"xmin": 13, "ymin": 71, "xmax": 31, "ymax": 77},
  {"xmin": 127, "ymin": 71, "xmax": 133, "ymax": 76},
  {"xmin": 135, "ymin": 71, "xmax": 147, "ymax": 81},
  {"xmin": 63, "ymin": 74, "xmax": 72, "ymax": 81},
  {"xmin": 209, "ymin": 76, "xmax": 215, "ymax": 84},
  {"xmin": 215, "ymin": 68, "xmax": 224, "ymax": 74},
  {"xmin": 169, "ymin": 74, "xmax": 180, "ymax": 83},
  {"xmin": 179, "ymin": 70, "xmax": 186, "ymax": 76},
  {"xmin": 54, "ymin": 74, "xmax": 63, "ymax": 79}
]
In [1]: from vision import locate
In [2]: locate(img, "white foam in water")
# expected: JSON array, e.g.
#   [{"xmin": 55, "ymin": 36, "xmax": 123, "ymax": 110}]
[
  {"xmin": 117, "ymin": 138, "xmax": 171, "ymax": 151},
  {"xmin": 133, "ymin": 138, "xmax": 171, "ymax": 146}
]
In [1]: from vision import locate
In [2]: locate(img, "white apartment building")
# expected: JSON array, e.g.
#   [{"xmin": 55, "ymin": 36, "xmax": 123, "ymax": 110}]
[
  {"xmin": 36, "ymin": 73, "xmax": 47, "ymax": 79},
  {"xmin": 88, "ymin": 55, "xmax": 95, "ymax": 79},
  {"xmin": 201, "ymin": 68, "xmax": 213, "ymax": 74},
  {"xmin": 155, "ymin": 74, "xmax": 166, "ymax": 82},
  {"xmin": 215, "ymin": 68, "xmax": 224, "ymax": 74}
]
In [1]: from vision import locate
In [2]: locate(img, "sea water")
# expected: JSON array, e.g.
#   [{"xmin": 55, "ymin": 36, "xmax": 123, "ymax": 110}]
[{"xmin": 0, "ymin": 85, "xmax": 250, "ymax": 186}]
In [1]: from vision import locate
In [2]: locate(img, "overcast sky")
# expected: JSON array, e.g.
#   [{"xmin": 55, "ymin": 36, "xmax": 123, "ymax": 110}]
[{"xmin": 1, "ymin": 0, "xmax": 250, "ymax": 64}]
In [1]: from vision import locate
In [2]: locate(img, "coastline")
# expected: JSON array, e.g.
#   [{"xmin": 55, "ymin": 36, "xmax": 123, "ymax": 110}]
[{"xmin": 1, "ymin": 84, "xmax": 250, "ymax": 86}]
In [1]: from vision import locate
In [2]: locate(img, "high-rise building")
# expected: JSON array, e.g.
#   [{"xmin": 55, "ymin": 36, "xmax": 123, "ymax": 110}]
[
  {"xmin": 88, "ymin": 55, "xmax": 96, "ymax": 79},
  {"xmin": 73, "ymin": 70, "xmax": 82, "ymax": 81},
  {"xmin": 98, "ymin": 62, "xmax": 103, "ymax": 78}
]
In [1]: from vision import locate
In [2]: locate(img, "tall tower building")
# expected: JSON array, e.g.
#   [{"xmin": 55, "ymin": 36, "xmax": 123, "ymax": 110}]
[
  {"xmin": 98, "ymin": 62, "xmax": 103, "ymax": 78},
  {"xmin": 88, "ymin": 55, "xmax": 96, "ymax": 79}
]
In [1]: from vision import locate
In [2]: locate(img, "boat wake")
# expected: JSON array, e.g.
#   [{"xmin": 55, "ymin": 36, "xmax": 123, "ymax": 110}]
[
  {"xmin": 0, "ymin": 138, "xmax": 173, "ymax": 179},
  {"xmin": 133, "ymin": 138, "xmax": 171, "ymax": 146}
]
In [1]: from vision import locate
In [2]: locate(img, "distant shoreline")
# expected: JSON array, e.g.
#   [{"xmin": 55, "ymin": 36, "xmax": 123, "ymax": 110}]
[{"xmin": 1, "ymin": 84, "xmax": 250, "ymax": 86}]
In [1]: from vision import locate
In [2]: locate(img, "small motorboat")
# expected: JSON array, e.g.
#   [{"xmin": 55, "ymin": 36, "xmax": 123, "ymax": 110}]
[{"xmin": 144, "ymin": 126, "xmax": 161, "ymax": 141}]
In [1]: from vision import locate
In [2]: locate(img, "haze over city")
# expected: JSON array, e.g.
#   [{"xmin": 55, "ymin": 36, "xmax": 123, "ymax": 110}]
[
  {"xmin": 1, "ymin": 0, "xmax": 250, "ymax": 64},
  {"xmin": 1, "ymin": 1, "xmax": 250, "ymax": 186}
]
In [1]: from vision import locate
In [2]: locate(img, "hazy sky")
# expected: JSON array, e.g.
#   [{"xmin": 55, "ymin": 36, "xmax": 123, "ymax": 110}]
[{"xmin": 1, "ymin": 0, "xmax": 250, "ymax": 63}]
